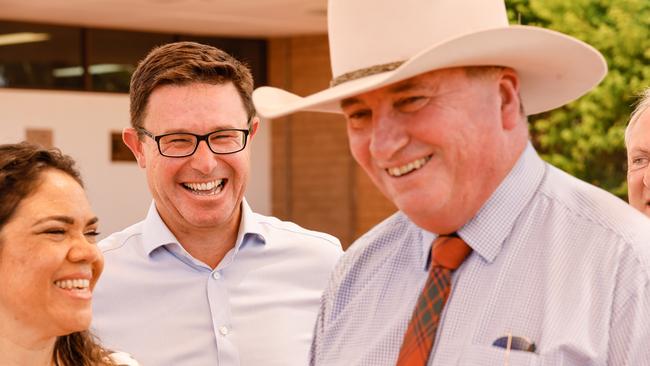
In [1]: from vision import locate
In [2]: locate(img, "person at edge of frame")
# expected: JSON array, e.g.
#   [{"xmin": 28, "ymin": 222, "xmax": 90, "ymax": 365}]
[{"xmin": 625, "ymin": 87, "xmax": 650, "ymax": 218}]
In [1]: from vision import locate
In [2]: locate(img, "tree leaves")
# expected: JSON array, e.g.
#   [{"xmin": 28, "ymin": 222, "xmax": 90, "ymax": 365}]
[{"xmin": 506, "ymin": 0, "xmax": 650, "ymax": 198}]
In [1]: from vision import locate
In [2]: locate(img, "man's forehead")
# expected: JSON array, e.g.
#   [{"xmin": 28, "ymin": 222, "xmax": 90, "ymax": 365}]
[
  {"xmin": 339, "ymin": 70, "xmax": 450, "ymax": 108},
  {"xmin": 628, "ymin": 111, "xmax": 650, "ymax": 146}
]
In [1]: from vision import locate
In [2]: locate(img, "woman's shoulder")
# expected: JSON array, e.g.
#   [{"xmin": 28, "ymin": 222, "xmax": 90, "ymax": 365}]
[{"xmin": 107, "ymin": 351, "xmax": 141, "ymax": 366}]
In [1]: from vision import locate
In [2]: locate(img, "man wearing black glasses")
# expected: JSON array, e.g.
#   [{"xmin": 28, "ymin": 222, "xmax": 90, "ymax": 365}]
[{"xmin": 91, "ymin": 41, "xmax": 342, "ymax": 366}]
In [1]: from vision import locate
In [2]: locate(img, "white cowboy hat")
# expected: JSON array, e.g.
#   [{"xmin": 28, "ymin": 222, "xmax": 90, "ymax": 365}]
[{"xmin": 253, "ymin": 0, "xmax": 607, "ymax": 119}]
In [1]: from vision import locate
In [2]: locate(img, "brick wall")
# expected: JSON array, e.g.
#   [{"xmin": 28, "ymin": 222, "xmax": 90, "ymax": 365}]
[{"xmin": 267, "ymin": 35, "xmax": 395, "ymax": 249}]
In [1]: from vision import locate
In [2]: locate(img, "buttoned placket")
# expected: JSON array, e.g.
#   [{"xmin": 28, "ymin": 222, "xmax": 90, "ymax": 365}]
[
  {"xmin": 167, "ymin": 242, "xmax": 240, "ymax": 365},
  {"xmin": 207, "ymin": 254, "xmax": 239, "ymax": 366}
]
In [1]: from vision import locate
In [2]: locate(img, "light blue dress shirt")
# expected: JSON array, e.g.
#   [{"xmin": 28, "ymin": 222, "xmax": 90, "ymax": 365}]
[
  {"xmin": 311, "ymin": 144, "xmax": 650, "ymax": 366},
  {"xmin": 92, "ymin": 200, "xmax": 342, "ymax": 366}
]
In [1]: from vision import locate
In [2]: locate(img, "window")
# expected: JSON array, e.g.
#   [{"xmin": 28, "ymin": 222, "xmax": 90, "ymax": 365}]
[
  {"xmin": 0, "ymin": 20, "xmax": 268, "ymax": 93},
  {"xmin": 87, "ymin": 29, "xmax": 174, "ymax": 92},
  {"xmin": 0, "ymin": 21, "xmax": 83, "ymax": 90}
]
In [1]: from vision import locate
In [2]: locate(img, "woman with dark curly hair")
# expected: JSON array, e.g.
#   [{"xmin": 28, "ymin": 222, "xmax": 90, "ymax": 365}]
[{"xmin": 0, "ymin": 142, "xmax": 138, "ymax": 366}]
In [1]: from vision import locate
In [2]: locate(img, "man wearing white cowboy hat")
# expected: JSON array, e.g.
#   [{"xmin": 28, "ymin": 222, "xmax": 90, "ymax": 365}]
[{"xmin": 254, "ymin": 0, "xmax": 650, "ymax": 365}]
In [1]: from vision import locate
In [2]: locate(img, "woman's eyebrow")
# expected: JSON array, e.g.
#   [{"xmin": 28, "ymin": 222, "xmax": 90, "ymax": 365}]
[
  {"xmin": 33, "ymin": 216, "xmax": 98, "ymax": 226},
  {"xmin": 34, "ymin": 216, "xmax": 75, "ymax": 225}
]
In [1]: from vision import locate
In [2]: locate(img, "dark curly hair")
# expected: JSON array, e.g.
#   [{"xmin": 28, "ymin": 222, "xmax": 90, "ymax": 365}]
[{"xmin": 0, "ymin": 142, "xmax": 115, "ymax": 366}]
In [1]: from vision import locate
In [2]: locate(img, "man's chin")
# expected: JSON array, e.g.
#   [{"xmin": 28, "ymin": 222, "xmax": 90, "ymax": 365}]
[
  {"xmin": 398, "ymin": 200, "xmax": 443, "ymax": 222},
  {"xmin": 183, "ymin": 215, "xmax": 229, "ymax": 228},
  {"xmin": 643, "ymin": 205, "xmax": 650, "ymax": 217}
]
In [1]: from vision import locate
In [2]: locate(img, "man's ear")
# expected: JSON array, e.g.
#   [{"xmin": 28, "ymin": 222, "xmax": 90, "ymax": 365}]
[
  {"xmin": 498, "ymin": 68, "xmax": 522, "ymax": 131},
  {"xmin": 122, "ymin": 127, "xmax": 147, "ymax": 168},
  {"xmin": 248, "ymin": 117, "xmax": 260, "ymax": 140}
]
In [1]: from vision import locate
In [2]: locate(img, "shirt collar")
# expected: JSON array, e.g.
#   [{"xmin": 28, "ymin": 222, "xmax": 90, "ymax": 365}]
[
  {"xmin": 141, "ymin": 199, "xmax": 267, "ymax": 258},
  {"xmin": 458, "ymin": 142, "xmax": 546, "ymax": 263},
  {"xmin": 418, "ymin": 228, "xmax": 437, "ymax": 270},
  {"xmin": 141, "ymin": 202, "xmax": 179, "ymax": 255},
  {"xmin": 235, "ymin": 198, "xmax": 267, "ymax": 249}
]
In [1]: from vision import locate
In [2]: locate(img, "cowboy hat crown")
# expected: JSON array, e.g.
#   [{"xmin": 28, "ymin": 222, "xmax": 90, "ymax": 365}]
[{"xmin": 253, "ymin": 0, "xmax": 607, "ymax": 119}]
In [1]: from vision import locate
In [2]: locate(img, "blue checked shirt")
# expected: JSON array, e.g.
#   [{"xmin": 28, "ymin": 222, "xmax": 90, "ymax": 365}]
[{"xmin": 311, "ymin": 143, "xmax": 650, "ymax": 366}]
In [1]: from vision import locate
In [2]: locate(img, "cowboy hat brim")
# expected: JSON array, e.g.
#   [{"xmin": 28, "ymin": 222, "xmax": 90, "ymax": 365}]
[{"xmin": 253, "ymin": 25, "xmax": 607, "ymax": 119}]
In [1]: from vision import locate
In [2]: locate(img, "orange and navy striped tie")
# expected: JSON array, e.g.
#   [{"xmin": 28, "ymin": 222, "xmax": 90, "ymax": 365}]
[{"xmin": 396, "ymin": 234, "xmax": 472, "ymax": 366}]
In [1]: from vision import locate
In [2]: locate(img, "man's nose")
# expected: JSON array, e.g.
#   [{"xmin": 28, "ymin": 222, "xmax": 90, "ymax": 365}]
[
  {"xmin": 190, "ymin": 140, "xmax": 219, "ymax": 174},
  {"xmin": 643, "ymin": 164, "xmax": 650, "ymax": 188},
  {"xmin": 369, "ymin": 113, "xmax": 409, "ymax": 161}
]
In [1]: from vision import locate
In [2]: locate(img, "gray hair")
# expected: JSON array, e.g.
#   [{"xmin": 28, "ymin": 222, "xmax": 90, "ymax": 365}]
[{"xmin": 625, "ymin": 87, "xmax": 650, "ymax": 146}]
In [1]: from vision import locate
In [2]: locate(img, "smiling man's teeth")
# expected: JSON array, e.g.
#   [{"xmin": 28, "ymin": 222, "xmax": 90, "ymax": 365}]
[
  {"xmin": 54, "ymin": 279, "xmax": 90, "ymax": 290},
  {"xmin": 183, "ymin": 180, "xmax": 224, "ymax": 194},
  {"xmin": 387, "ymin": 156, "xmax": 432, "ymax": 177}
]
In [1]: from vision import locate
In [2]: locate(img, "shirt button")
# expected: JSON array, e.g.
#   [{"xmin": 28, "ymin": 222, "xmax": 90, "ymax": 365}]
[
  {"xmin": 212, "ymin": 271, "xmax": 221, "ymax": 280},
  {"xmin": 219, "ymin": 325, "xmax": 229, "ymax": 336}
]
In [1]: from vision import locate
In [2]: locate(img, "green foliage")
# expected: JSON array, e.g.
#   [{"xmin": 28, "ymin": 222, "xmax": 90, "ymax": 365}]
[{"xmin": 505, "ymin": 0, "xmax": 650, "ymax": 198}]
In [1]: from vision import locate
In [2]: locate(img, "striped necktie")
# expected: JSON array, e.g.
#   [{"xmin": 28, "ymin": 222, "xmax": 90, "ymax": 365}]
[{"xmin": 396, "ymin": 234, "xmax": 472, "ymax": 366}]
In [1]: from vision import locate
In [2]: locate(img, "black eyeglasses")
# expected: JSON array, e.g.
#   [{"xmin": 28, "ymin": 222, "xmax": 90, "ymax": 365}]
[{"xmin": 136, "ymin": 126, "xmax": 251, "ymax": 158}]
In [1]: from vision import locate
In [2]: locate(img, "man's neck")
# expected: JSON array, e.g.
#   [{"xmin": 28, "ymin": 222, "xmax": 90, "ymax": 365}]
[
  {"xmin": 158, "ymin": 205, "xmax": 243, "ymax": 269},
  {"xmin": 174, "ymin": 227, "xmax": 239, "ymax": 269}
]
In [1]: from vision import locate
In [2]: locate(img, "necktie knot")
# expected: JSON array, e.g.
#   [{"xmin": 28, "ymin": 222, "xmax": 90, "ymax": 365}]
[{"xmin": 431, "ymin": 234, "xmax": 472, "ymax": 270}]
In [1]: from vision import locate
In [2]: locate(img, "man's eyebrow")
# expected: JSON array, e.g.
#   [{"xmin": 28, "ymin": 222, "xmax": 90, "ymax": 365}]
[
  {"xmin": 340, "ymin": 97, "xmax": 362, "ymax": 109},
  {"xmin": 629, "ymin": 147, "xmax": 650, "ymax": 156},
  {"xmin": 340, "ymin": 81, "xmax": 429, "ymax": 109},
  {"xmin": 161, "ymin": 125, "xmax": 239, "ymax": 134},
  {"xmin": 387, "ymin": 81, "xmax": 421, "ymax": 94}
]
